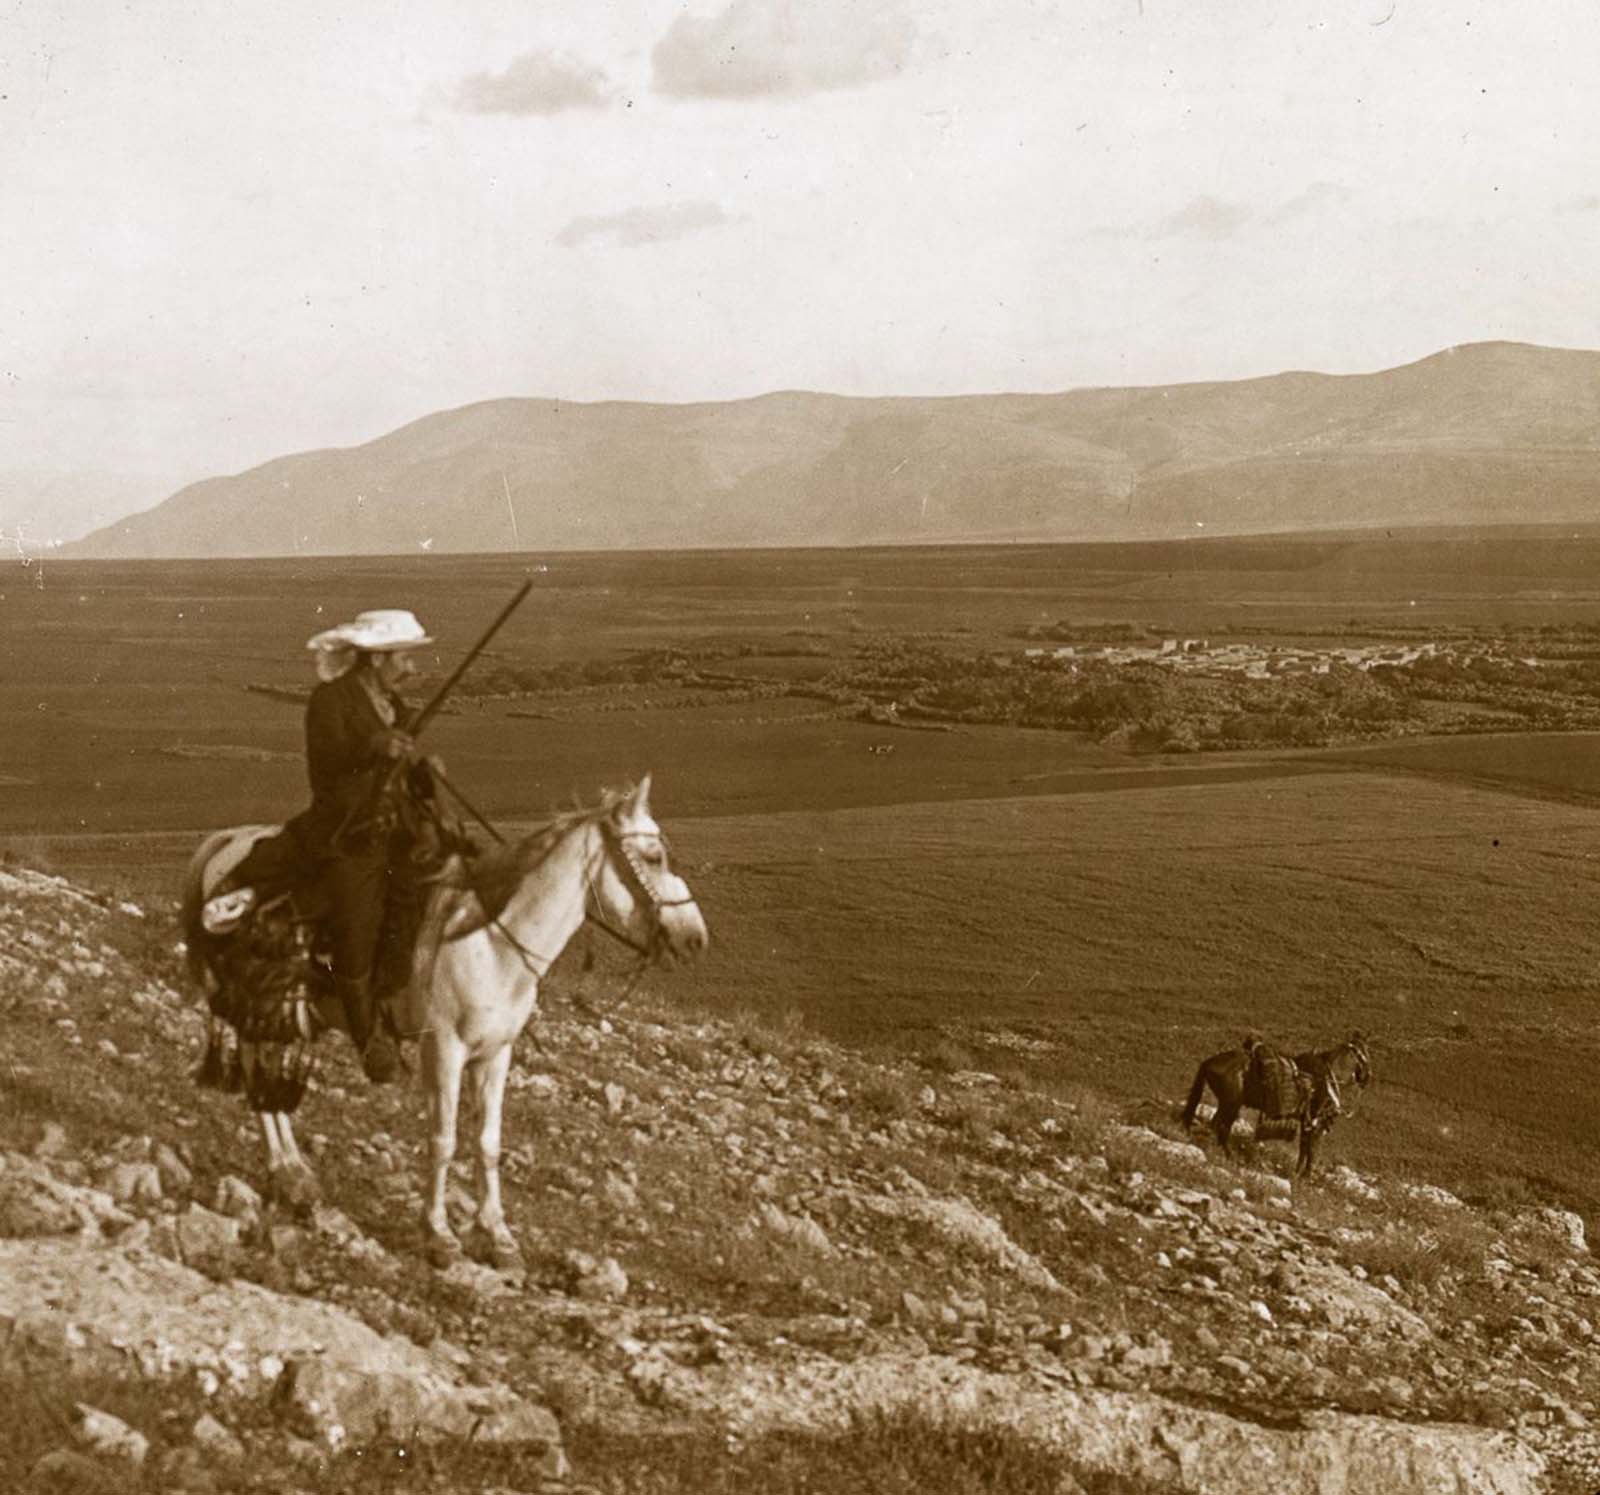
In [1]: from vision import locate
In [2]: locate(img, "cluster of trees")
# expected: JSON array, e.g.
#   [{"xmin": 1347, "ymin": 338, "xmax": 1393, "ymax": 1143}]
[
  {"xmin": 821, "ymin": 643, "xmax": 1429, "ymax": 751},
  {"xmin": 1013, "ymin": 619, "xmax": 1155, "ymax": 644},
  {"xmin": 824, "ymin": 639, "xmax": 1600, "ymax": 753},
  {"xmin": 1380, "ymin": 651, "xmax": 1600, "ymax": 730},
  {"xmin": 471, "ymin": 648, "xmax": 700, "ymax": 696},
  {"xmin": 449, "ymin": 627, "xmax": 1600, "ymax": 754}
]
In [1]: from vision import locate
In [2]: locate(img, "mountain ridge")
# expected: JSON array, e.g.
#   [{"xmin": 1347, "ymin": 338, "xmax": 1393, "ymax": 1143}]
[{"xmin": 67, "ymin": 341, "xmax": 1600, "ymax": 559}]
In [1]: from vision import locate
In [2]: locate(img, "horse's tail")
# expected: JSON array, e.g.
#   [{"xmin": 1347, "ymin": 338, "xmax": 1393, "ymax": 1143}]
[
  {"xmin": 1181, "ymin": 1062, "xmax": 1211, "ymax": 1129},
  {"xmin": 194, "ymin": 1016, "xmax": 243, "ymax": 1093}
]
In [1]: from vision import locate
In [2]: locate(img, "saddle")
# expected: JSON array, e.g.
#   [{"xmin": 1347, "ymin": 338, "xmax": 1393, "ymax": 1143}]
[
  {"xmin": 1245, "ymin": 1039, "xmax": 1317, "ymax": 1122},
  {"xmin": 199, "ymin": 819, "xmax": 470, "ymax": 1011},
  {"xmin": 199, "ymin": 827, "xmax": 320, "ymax": 933}
]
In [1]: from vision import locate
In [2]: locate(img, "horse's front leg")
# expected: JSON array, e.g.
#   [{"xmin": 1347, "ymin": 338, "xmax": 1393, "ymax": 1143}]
[
  {"xmin": 1297, "ymin": 1121, "xmax": 1325, "ymax": 1179},
  {"xmin": 1214, "ymin": 1102, "xmax": 1240, "ymax": 1155},
  {"xmin": 464, "ymin": 1045, "xmax": 522, "ymax": 1272},
  {"xmin": 421, "ymin": 1029, "xmax": 466, "ymax": 1266},
  {"xmin": 261, "ymin": 1110, "xmax": 320, "ymax": 1212}
]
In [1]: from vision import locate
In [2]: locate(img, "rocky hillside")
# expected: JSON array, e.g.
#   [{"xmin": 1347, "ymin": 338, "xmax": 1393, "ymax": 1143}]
[
  {"xmin": 2, "ymin": 860, "xmax": 1598, "ymax": 1494},
  {"xmin": 68, "ymin": 341, "xmax": 1600, "ymax": 558}
]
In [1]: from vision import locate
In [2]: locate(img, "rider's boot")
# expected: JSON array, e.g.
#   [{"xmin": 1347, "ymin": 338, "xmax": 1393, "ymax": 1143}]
[{"xmin": 337, "ymin": 974, "xmax": 399, "ymax": 1085}]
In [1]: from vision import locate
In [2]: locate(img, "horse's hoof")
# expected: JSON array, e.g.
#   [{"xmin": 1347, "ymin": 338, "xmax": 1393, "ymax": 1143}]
[
  {"xmin": 465, "ymin": 1225, "xmax": 524, "ymax": 1275},
  {"xmin": 425, "ymin": 1230, "xmax": 463, "ymax": 1269},
  {"xmin": 269, "ymin": 1164, "xmax": 321, "ymax": 1215},
  {"xmin": 490, "ymin": 1239, "xmax": 525, "ymax": 1275}
]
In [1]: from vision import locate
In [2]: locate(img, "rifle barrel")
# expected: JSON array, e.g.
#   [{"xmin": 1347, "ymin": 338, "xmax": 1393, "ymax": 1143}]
[{"xmin": 409, "ymin": 577, "xmax": 534, "ymax": 736}]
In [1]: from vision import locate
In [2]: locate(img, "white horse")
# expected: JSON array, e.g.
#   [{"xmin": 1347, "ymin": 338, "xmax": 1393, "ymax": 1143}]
[{"xmin": 180, "ymin": 775, "xmax": 707, "ymax": 1267}]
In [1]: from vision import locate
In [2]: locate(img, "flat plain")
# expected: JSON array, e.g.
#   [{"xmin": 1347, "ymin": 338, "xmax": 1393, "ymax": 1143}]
[{"xmin": 5, "ymin": 536, "xmax": 1600, "ymax": 1225}]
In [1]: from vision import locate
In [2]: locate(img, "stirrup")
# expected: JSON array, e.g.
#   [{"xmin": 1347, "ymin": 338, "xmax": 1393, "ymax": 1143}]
[
  {"xmin": 361, "ymin": 1030, "xmax": 401, "ymax": 1084},
  {"xmin": 201, "ymin": 886, "xmax": 257, "ymax": 934}
]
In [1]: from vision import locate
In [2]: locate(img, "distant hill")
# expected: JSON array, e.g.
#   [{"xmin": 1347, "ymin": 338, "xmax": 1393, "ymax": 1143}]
[{"xmin": 68, "ymin": 341, "xmax": 1600, "ymax": 558}]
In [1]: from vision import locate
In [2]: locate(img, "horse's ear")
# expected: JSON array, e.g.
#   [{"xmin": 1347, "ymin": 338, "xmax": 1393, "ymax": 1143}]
[{"xmin": 628, "ymin": 773, "xmax": 653, "ymax": 813}]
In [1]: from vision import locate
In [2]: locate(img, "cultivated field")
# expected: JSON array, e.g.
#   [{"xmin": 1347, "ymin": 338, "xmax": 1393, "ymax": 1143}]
[{"xmin": 5, "ymin": 540, "xmax": 1600, "ymax": 1226}]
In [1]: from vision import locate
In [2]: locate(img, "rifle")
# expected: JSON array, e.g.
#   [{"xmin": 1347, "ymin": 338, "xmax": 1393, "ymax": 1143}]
[
  {"xmin": 352, "ymin": 578, "xmax": 534, "ymax": 844},
  {"xmin": 408, "ymin": 577, "xmax": 534, "ymax": 738}
]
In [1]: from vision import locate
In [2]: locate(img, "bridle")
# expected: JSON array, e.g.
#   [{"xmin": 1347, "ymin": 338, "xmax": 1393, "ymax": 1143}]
[
  {"xmin": 1307, "ymin": 1070, "xmax": 1343, "ymax": 1134},
  {"xmin": 586, "ymin": 817, "xmax": 698, "ymax": 958},
  {"xmin": 480, "ymin": 812, "xmax": 696, "ymax": 974},
  {"xmin": 1329, "ymin": 1038, "xmax": 1372, "ymax": 1121}
]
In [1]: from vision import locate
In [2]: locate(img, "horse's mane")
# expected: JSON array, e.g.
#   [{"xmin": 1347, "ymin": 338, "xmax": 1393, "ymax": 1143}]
[{"xmin": 441, "ymin": 786, "xmax": 633, "ymax": 938}]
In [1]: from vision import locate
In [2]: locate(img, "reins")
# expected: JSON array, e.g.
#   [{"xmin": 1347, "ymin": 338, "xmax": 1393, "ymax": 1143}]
[
  {"xmin": 462, "ymin": 808, "xmax": 690, "ymax": 983},
  {"xmin": 1334, "ymin": 1039, "xmax": 1372, "ymax": 1120}
]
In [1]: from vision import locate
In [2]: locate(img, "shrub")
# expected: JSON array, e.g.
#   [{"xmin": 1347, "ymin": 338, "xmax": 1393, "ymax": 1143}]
[
  {"xmin": 918, "ymin": 1037, "xmax": 978, "ymax": 1076},
  {"xmin": 567, "ymin": 1409, "xmax": 1183, "ymax": 1494},
  {"xmin": 858, "ymin": 1073, "xmax": 921, "ymax": 1126}
]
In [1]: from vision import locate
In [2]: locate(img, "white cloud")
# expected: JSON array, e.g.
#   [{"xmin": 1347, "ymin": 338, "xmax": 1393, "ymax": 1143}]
[
  {"xmin": 652, "ymin": 0, "xmax": 916, "ymax": 99},
  {"xmin": 554, "ymin": 201, "xmax": 735, "ymax": 249},
  {"xmin": 1264, "ymin": 182, "xmax": 1356, "ymax": 226},
  {"xmin": 1150, "ymin": 195, "xmax": 1252, "ymax": 241},
  {"xmin": 454, "ymin": 50, "xmax": 611, "ymax": 115},
  {"xmin": 1084, "ymin": 184, "xmax": 1351, "ymax": 248}
]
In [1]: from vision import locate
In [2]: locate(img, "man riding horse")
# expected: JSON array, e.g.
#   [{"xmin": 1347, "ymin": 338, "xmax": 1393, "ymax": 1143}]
[{"xmin": 203, "ymin": 608, "xmax": 450, "ymax": 1084}]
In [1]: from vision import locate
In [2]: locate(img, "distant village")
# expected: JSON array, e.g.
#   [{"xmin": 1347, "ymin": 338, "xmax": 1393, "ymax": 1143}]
[{"xmin": 1018, "ymin": 637, "xmax": 1540, "ymax": 680}]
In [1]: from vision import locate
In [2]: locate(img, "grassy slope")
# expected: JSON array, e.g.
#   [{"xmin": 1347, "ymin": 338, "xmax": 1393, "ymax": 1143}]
[
  {"xmin": 16, "ymin": 759, "xmax": 1600, "ymax": 1230},
  {"xmin": 3, "ymin": 861, "xmax": 1598, "ymax": 1494},
  {"xmin": 673, "ymin": 768, "xmax": 1600, "ymax": 1223}
]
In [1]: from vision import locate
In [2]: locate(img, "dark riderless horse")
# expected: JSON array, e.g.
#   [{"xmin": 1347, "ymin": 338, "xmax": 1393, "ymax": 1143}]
[{"xmin": 1182, "ymin": 1031, "xmax": 1372, "ymax": 1178}]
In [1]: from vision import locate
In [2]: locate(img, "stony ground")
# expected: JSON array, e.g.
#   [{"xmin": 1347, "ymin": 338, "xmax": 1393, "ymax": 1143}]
[{"xmin": 1, "ymin": 862, "xmax": 1598, "ymax": 1493}]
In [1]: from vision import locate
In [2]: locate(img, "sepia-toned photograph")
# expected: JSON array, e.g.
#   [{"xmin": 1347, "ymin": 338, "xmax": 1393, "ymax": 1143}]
[{"xmin": 3, "ymin": 2, "xmax": 1598, "ymax": 1490}]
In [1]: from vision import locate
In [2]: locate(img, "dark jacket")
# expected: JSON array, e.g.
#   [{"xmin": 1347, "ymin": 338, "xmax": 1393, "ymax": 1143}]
[{"xmin": 287, "ymin": 668, "xmax": 413, "ymax": 860}]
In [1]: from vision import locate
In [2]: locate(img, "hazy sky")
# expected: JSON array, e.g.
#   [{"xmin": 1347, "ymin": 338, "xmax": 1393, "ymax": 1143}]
[{"xmin": 3, "ymin": 0, "xmax": 1598, "ymax": 525}]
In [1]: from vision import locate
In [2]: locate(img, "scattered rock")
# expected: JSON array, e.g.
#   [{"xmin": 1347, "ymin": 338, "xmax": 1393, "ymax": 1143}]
[
  {"xmin": 154, "ymin": 1443, "xmax": 217, "ymax": 1493},
  {"xmin": 1400, "ymin": 1181, "xmax": 1465, "ymax": 1211},
  {"xmin": 279, "ymin": 1355, "xmax": 565, "ymax": 1460},
  {"xmin": 71, "ymin": 1404, "xmax": 149, "ymax": 1465},
  {"xmin": 756, "ymin": 1202, "xmax": 834, "ymax": 1256},
  {"xmin": 565, "ymin": 1251, "xmax": 629, "ymax": 1303},
  {"xmin": 0, "ymin": 1155, "xmax": 133, "ymax": 1239},
  {"xmin": 438, "ymin": 1258, "xmax": 523, "ymax": 1300},
  {"xmin": 723, "ymin": 1354, "xmax": 1547, "ymax": 1495},
  {"xmin": 0, "ymin": 1238, "xmax": 562, "ymax": 1456},
  {"xmin": 1514, "ymin": 1207, "xmax": 1587, "ymax": 1255},
  {"xmin": 153, "ymin": 1143, "xmax": 195, "ymax": 1197},
  {"xmin": 30, "ymin": 1448, "xmax": 121, "ymax": 1494},
  {"xmin": 213, "ymin": 1175, "xmax": 263, "ymax": 1223},
  {"xmin": 0, "ymin": 1170, "xmax": 88, "ymax": 1238},
  {"xmin": 101, "ymin": 1161, "xmax": 163, "ymax": 1206},
  {"xmin": 191, "ymin": 1412, "xmax": 246, "ymax": 1462},
  {"xmin": 174, "ymin": 1203, "xmax": 244, "ymax": 1271},
  {"xmin": 900, "ymin": 1290, "xmax": 931, "ymax": 1323},
  {"xmin": 1269, "ymin": 1259, "xmax": 1430, "ymax": 1341},
  {"xmin": 854, "ymin": 1193, "xmax": 1059, "ymax": 1292}
]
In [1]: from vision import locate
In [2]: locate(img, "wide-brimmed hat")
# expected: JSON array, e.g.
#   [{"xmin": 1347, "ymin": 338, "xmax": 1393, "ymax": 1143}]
[{"xmin": 307, "ymin": 609, "xmax": 434, "ymax": 680}]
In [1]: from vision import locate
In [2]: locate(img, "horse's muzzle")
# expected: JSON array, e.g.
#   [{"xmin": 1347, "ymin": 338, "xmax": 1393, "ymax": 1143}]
[{"xmin": 657, "ymin": 907, "xmax": 709, "ymax": 963}]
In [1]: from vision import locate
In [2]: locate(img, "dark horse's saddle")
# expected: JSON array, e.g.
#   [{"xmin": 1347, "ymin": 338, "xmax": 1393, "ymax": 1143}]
[{"xmin": 1245, "ymin": 1038, "xmax": 1337, "ymax": 1130}]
